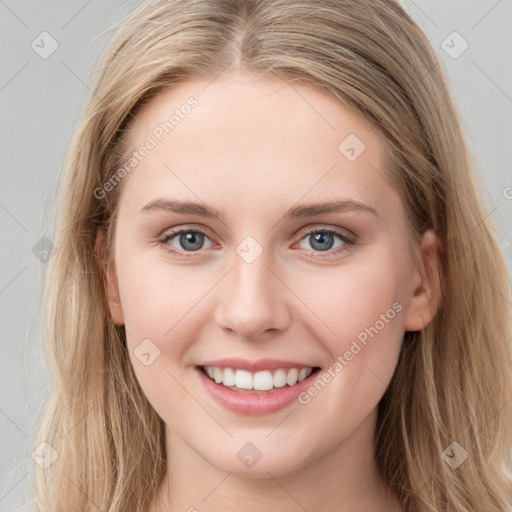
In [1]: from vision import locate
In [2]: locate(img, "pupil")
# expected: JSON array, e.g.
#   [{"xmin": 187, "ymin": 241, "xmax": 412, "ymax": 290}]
[
  {"xmin": 311, "ymin": 232, "xmax": 333, "ymax": 251},
  {"xmin": 180, "ymin": 232, "xmax": 203, "ymax": 251}
]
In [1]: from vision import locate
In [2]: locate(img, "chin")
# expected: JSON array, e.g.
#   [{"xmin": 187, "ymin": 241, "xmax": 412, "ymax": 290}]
[{"xmin": 204, "ymin": 447, "xmax": 310, "ymax": 479}]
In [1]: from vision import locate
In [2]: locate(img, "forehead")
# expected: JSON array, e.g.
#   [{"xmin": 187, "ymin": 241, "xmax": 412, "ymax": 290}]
[
  {"xmin": 119, "ymin": 72, "xmax": 398, "ymax": 219},
  {"xmin": 126, "ymin": 71, "xmax": 382, "ymax": 154}
]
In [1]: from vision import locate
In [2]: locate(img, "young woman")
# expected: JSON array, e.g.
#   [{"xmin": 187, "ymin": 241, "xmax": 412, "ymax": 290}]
[{"xmin": 33, "ymin": 1, "xmax": 512, "ymax": 511}]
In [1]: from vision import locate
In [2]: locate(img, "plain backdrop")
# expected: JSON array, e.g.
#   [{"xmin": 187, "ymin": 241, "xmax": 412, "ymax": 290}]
[{"xmin": 0, "ymin": 1, "xmax": 511, "ymax": 510}]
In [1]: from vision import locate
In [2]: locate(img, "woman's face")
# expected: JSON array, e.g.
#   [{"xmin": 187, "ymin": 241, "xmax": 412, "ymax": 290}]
[{"xmin": 104, "ymin": 71, "xmax": 438, "ymax": 478}]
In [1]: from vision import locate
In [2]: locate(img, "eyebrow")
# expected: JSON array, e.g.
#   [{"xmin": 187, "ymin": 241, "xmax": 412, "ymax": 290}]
[{"xmin": 140, "ymin": 198, "xmax": 378, "ymax": 221}]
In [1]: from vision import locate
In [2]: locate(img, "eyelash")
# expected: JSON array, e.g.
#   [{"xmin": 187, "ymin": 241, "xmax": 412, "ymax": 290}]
[{"xmin": 158, "ymin": 226, "xmax": 357, "ymax": 260}]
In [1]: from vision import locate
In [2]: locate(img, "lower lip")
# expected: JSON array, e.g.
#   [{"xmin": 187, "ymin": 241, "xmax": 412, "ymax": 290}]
[{"xmin": 196, "ymin": 367, "xmax": 319, "ymax": 416}]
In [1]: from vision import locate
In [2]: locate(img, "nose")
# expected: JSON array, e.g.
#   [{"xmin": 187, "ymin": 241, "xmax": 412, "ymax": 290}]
[{"xmin": 214, "ymin": 248, "xmax": 292, "ymax": 341}]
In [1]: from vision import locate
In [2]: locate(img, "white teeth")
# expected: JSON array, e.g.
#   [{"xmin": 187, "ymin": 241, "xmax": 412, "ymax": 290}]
[
  {"xmin": 298, "ymin": 368, "xmax": 312, "ymax": 382},
  {"xmin": 286, "ymin": 368, "xmax": 299, "ymax": 386},
  {"xmin": 213, "ymin": 367, "xmax": 223, "ymax": 384},
  {"xmin": 235, "ymin": 369, "xmax": 253, "ymax": 389},
  {"xmin": 253, "ymin": 371, "xmax": 273, "ymax": 391},
  {"xmin": 223, "ymin": 367, "xmax": 236, "ymax": 387},
  {"xmin": 203, "ymin": 366, "xmax": 315, "ymax": 390},
  {"xmin": 272, "ymin": 368, "xmax": 287, "ymax": 388}
]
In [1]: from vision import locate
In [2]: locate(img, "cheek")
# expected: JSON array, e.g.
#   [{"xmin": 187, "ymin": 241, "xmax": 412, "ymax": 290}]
[
  {"xmin": 291, "ymin": 254, "xmax": 405, "ymax": 352},
  {"xmin": 117, "ymin": 238, "xmax": 407, "ymax": 362},
  {"xmin": 290, "ymin": 253, "xmax": 406, "ymax": 420},
  {"xmin": 116, "ymin": 253, "xmax": 208, "ymax": 346},
  {"xmin": 115, "ymin": 256, "xmax": 203, "ymax": 417}
]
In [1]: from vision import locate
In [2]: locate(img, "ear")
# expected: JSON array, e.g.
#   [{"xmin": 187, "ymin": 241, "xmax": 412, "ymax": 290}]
[
  {"xmin": 403, "ymin": 229, "xmax": 442, "ymax": 332},
  {"xmin": 95, "ymin": 228, "xmax": 125, "ymax": 326}
]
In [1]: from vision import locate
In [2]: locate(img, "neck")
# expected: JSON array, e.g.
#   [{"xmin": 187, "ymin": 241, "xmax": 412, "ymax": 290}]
[{"xmin": 150, "ymin": 410, "xmax": 402, "ymax": 512}]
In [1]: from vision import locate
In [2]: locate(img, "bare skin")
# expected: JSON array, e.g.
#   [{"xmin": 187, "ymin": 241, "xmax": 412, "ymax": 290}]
[{"xmin": 99, "ymin": 70, "xmax": 440, "ymax": 512}]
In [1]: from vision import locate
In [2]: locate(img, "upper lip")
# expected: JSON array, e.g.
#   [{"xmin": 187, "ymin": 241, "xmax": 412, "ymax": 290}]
[{"xmin": 198, "ymin": 358, "xmax": 319, "ymax": 372}]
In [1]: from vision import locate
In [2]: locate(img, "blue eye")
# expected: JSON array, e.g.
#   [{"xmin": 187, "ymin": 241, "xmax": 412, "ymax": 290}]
[
  {"xmin": 296, "ymin": 228, "xmax": 355, "ymax": 257},
  {"xmin": 158, "ymin": 226, "xmax": 356, "ymax": 259},
  {"xmin": 174, "ymin": 231, "xmax": 206, "ymax": 251},
  {"xmin": 303, "ymin": 231, "xmax": 338, "ymax": 251},
  {"xmin": 159, "ymin": 229, "xmax": 213, "ymax": 256}
]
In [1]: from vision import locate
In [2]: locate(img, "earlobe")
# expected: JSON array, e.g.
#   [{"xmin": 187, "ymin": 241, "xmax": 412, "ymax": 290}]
[
  {"xmin": 403, "ymin": 230, "xmax": 442, "ymax": 332},
  {"xmin": 95, "ymin": 229, "xmax": 125, "ymax": 326}
]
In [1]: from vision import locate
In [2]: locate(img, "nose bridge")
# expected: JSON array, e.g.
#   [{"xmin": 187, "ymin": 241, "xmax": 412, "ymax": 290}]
[{"xmin": 214, "ymin": 240, "xmax": 291, "ymax": 339}]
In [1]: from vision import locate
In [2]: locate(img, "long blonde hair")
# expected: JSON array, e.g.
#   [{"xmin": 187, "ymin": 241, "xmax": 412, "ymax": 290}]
[{"xmin": 33, "ymin": 0, "xmax": 512, "ymax": 510}]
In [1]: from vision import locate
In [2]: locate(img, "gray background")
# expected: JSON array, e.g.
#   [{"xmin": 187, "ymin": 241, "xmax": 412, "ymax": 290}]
[{"xmin": 1, "ymin": 1, "xmax": 511, "ymax": 510}]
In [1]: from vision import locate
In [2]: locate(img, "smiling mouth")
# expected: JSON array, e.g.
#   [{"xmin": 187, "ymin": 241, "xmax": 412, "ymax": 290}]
[{"xmin": 199, "ymin": 365, "xmax": 321, "ymax": 394}]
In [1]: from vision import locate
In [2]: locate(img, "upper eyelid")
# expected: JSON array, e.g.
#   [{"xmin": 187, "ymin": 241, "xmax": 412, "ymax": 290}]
[
  {"xmin": 160, "ymin": 228, "xmax": 355, "ymax": 262},
  {"xmin": 160, "ymin": 223, "xmax": 353, "ymax": 236},
  {"xmin": 159, "ymin": 224, "xmax": 355, "ymax": 246},
  {"xmin": 299, "ymin": 224, "xmax": 355, "ymax": 238},
  {"xmin": 159, "ymin": 225, "xmax": 217, "ymax": 245}
]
